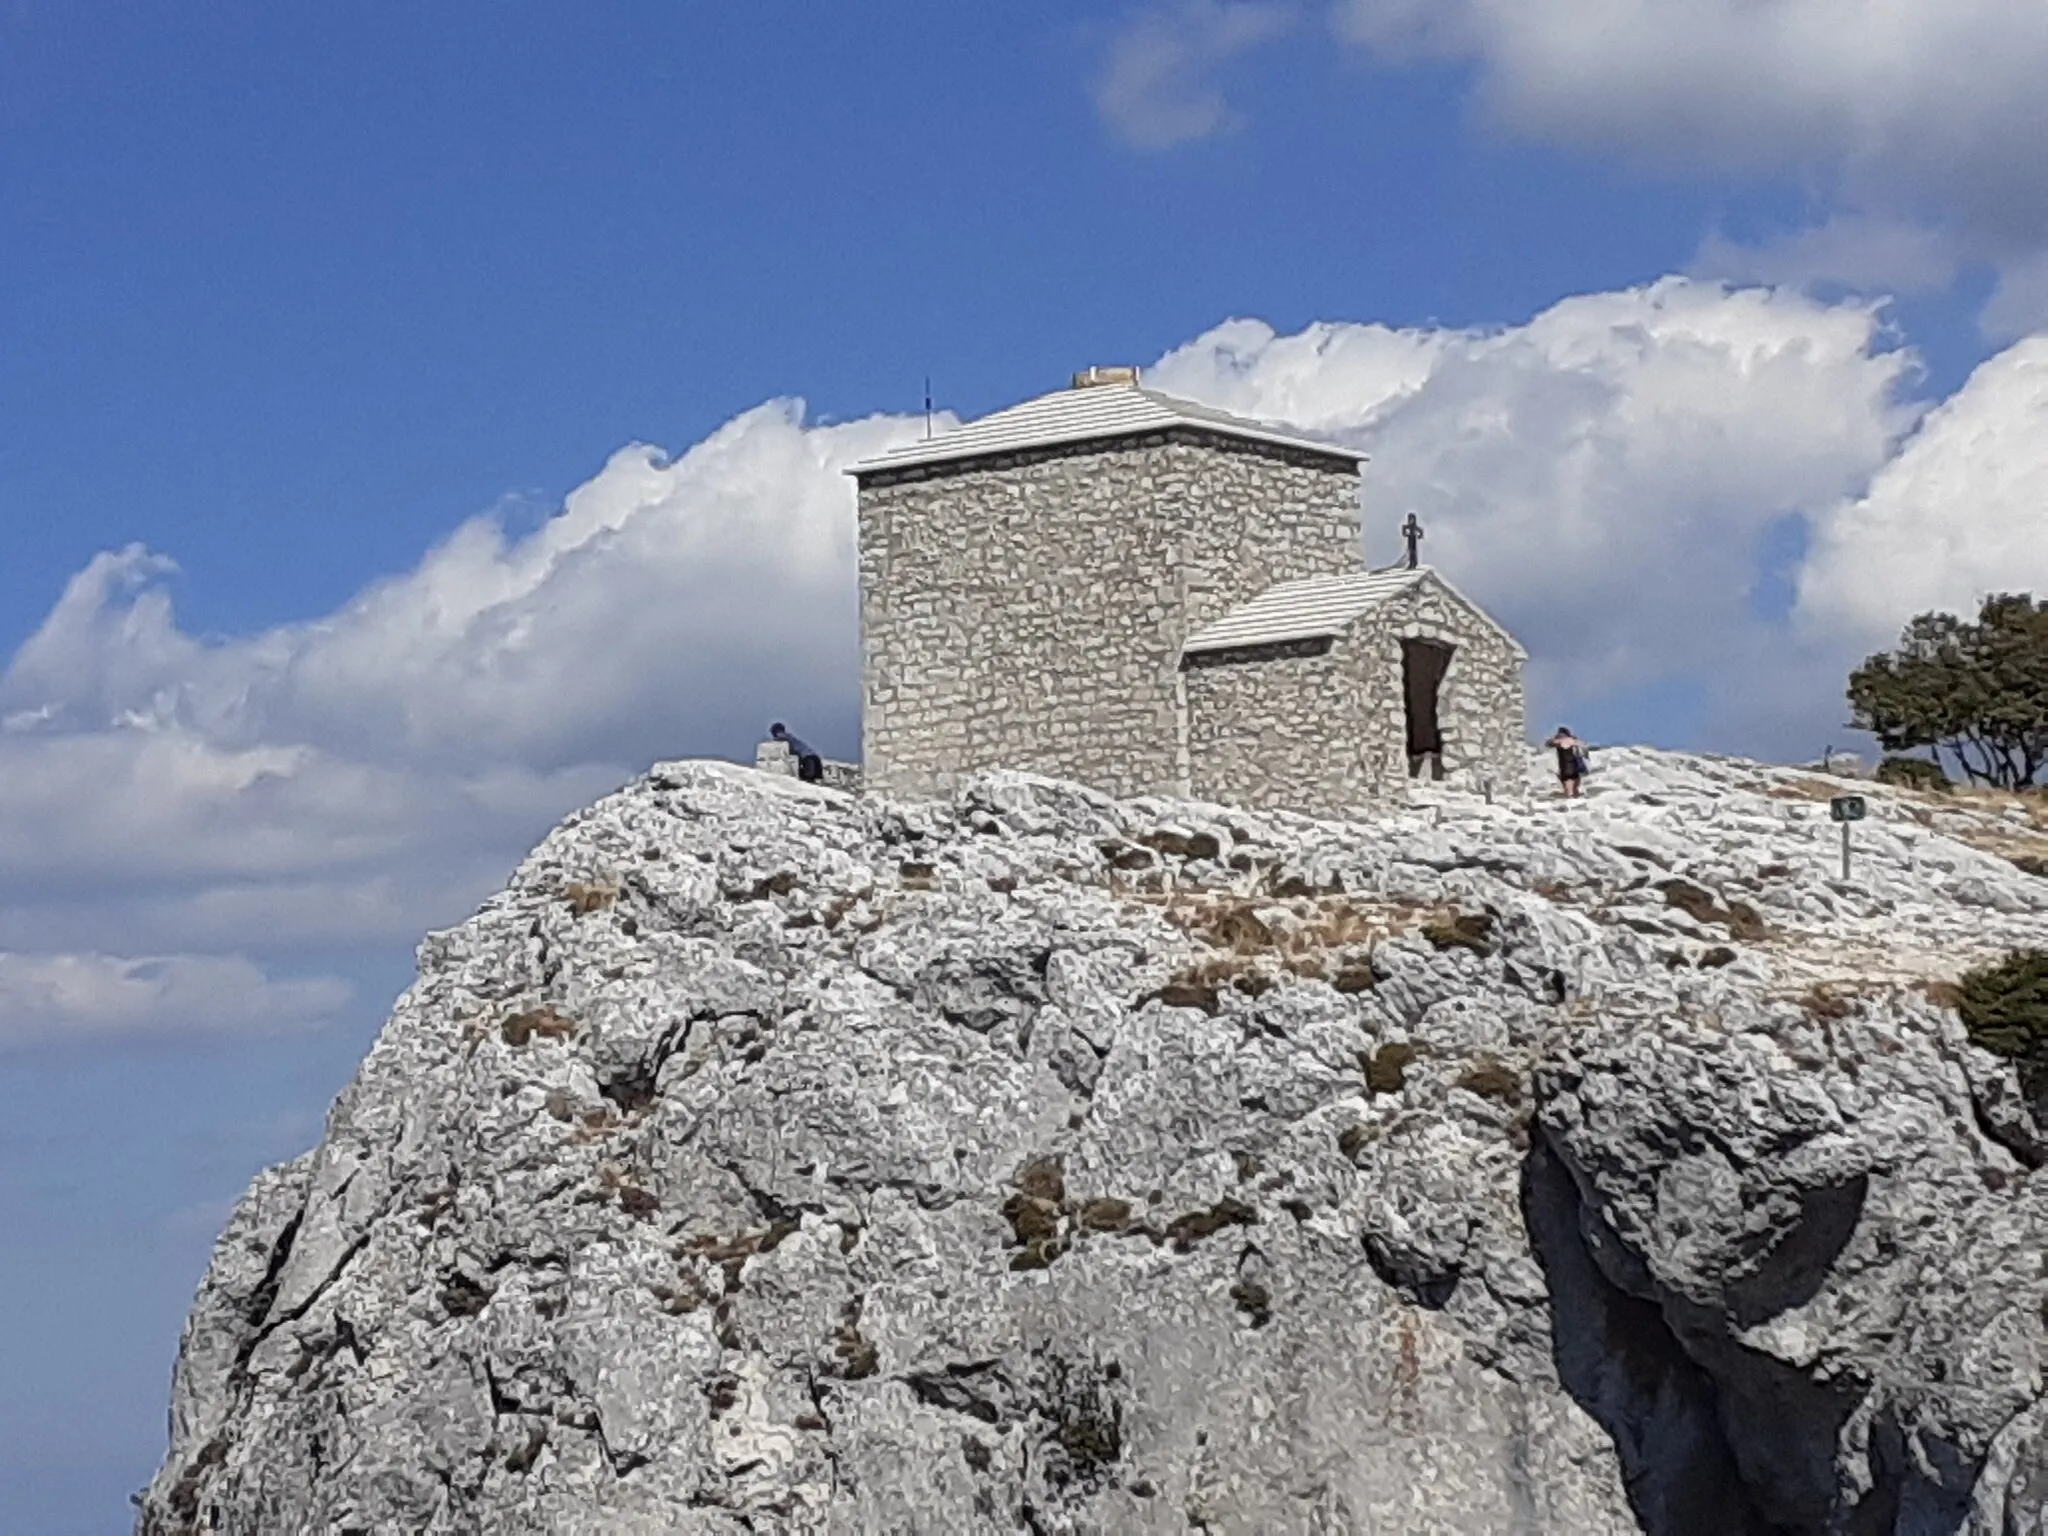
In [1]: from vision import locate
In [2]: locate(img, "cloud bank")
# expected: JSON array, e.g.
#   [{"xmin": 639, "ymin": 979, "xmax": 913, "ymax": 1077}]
[
  {"xmin": 1096, "ymin": 0, "xmax": 2048, "ymax": 322},
  {"xmin": 1339, "ymin": 0, "xmax": 2048, "ymax": 323},
  {"xmin": 5, "ymin": 279, "xmax": 2045, "ymax": 1049},
  {"xmin": 0, "ymin": 951, "xmax": 349, "ymax": 1050},
  {"xmin": 0, "ymin": 402, "xmax": 921, "ymax": 1048}
]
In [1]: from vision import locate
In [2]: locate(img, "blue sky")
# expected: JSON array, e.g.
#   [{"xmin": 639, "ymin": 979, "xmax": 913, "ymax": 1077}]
[{"xmin": 3, "ymin": 2, "xmax": 2047, "ymax": 1528}]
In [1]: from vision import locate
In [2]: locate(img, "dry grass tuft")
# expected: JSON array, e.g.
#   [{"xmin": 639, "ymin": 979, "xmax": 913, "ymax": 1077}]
[
  {"xmin": 1657, "ymin": 879, "xmax": 1770, "ymax": 941},
  {"xmin": 1916, "ymin": 978, "xmax": 1966, "ymax": 1010},
  {"xmin": 1455, "ymin": 1053, "xmax": 1524, "ymax": 1104},
  {"xmin": 1800, "ymin": 983, "xmax": 1859, "ymax": 1022},
  {"xmin": 1420, "ymin": 912, "xmax": 1496, "ymax": 954},
  {"xmin": 502, "ymin": 1006, "xmax": 576, "ymax": 1046},
  {"xmin": 1362, "ymin": 1041, "xmax": 1419, "ymax": 1095},
  {"xmin": 896, "ymin": 861, "xmax": 938, "ymax": 891},
  {"xmin": 1143, "ymin": 891, "xmax": 1420, "ymax": 1002},
  {"xmin": 563, "ymin": 880, "xmax": 619, "ymax": 915}
]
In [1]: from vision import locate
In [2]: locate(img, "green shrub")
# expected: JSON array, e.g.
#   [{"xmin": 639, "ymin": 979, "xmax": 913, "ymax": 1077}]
[
  {"xmin": 1960, "ymin": 950, "xmax": 2048, "ymax": 1095},
  {"xmin": 1876, "ymin": 755, "xmax": 1952, "ymax": 793}
]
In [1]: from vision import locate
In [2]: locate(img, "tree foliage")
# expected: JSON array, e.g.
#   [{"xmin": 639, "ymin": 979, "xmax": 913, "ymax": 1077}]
[
  {"xmin": 1959, "ymin": 949, "xmax": 2048, "ymax": 1100},
  {"xmin": 1847, "ymin": 594, "xmax": 2048, "ymax": 790},
  {"xmin": 1874, "ymin": 755, "xmax": 1951, "ymax": 793}
]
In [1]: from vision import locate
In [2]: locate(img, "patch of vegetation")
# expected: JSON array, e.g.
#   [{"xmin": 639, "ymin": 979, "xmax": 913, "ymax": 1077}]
[
  {"xmin": 1420, "ymin": 912, "xmax": 1495, "ymax": 954},
  {"xmin": 648, "ymin": 1274, "xmax": 709, "ymax": 1316},
  {"xmin": 1801, "ymin": 984, "xmax": 1858, "ymax": 1022},
  {"xmin": 1033, "ymin": 1351, "xmax": 1124, "ymax": 1492},
  {"xmin": 501, "ymin": 1007, "xmax": 576, "ymax": 1047},
  {"xmin": 1151, "ymin": 947, "xmax": 1325, "ymax": 1013},
  {"xmin": 1917, "ymin": 979, "xmax": 1966, "ymax": 1010},
  {"xmin": 562, "ymin": 880, "xmax": 619, "ymax": 915},
  {"xmin": 1098, "ymin": 840, "xmax": 1158, "ymax": 872},
  {"xmin": 1160, "ymin": 1197, "xmax": 1256, "ymax": 1252},
  {"xmin": 1876, "ymin": 755, "xmax": 1952, "ymax": 793},
  {"xmin": 1151, "ymin": 979, "xmax": 1221, "ymax": 1014},
  {"xmin": 1229, "ymin": 1275, "xmax": 1272, "ymax": 1328},
  {"xmin": 437, "ymin": 1272, "xmax": 493, "ymax": 1318},
  {"xmin": 1656, "ymin": 879, "xmax": 1768, "ymax": 941},
  {"xmin": 1455, "ymin": 1054, "xmax": 1524, "ymax": 1105},
  {"xmin": 1078, "ymin": 1197, "xmax": 1132, "ymax": 1232},
  {"xmin": 681, "ymin": 1218, "xmax": 802, "ymax": 1286},
  {"xmin": 1362, "ymin": 1041, "xmax": 1419, "ymax": 1095},
  {"xmin": 1337, "ymin": 1123, "xmax": 1376, "ymax": 1160},
  {"xmin": 1004, "ymin": 1154, "xmax": 1069, "ymax": 1269},
  {"xmin": 1723, "ymin": 902, "xmax": 1769, "ymax": 942},
  {"xmin": 1849, "ymin": 594, "xmax": 2048, "ymax": 790},
  {"xmin": 834, "ymin": 1298, "xmax": 879, "ymax": 1380},
  {"xmin": 1330, "ymin": 962, "xmax": 1378, "ymax": 993},
  {"xmin": 1959, "ymin": 950, "xmax": 2048, "ymax": 1095},
  {"xmin": 1140, "ymin": 827, "xmax": 1223, "ymax": 861},
  {"xmin": 1016, "ymin": 1155, "xmax": 1065, "ymax": 1203}
]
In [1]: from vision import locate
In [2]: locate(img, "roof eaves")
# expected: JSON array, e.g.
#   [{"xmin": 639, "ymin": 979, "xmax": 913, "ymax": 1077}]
[
  {"xmin": 846, "ymin": 398, "xmax": 1368, "ymax": 478},
  {"xmin": 1181, "ymin": 569, "xmax": 1422, "ymax": 654}
]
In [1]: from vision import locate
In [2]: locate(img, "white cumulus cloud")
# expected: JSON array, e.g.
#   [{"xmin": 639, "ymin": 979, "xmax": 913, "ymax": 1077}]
[
  {"xmin": 1149, "ymin": 279, "xmax": 1925, "ymax": 743},
  {"xmin": 1796, "ymin": 335, "xmax": 2048, "ymax": 650},
  {"xmin": 1094, "ymin": 0, "xmax": 1298, "ymax": 150},
  {"xmin": 0, "ymin": 399, "xmax": 923, "ymax": 986}
]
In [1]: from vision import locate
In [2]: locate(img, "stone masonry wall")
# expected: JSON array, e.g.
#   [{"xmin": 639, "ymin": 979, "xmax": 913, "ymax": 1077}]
[
  {"xmin": 1182, "ymin": 638, "xmax": 1405, "ymax": 817},
  {"xmin": 857, "ymin": 432, "xmax": 1361, "ymax": 800},
  {"xmin": 1364, "ymin": 576, "xmax": 1526, "ymax": 798},
  {"xmin": 1182, "ymin": 571, "xmax": 1527, "ymax": 817}
]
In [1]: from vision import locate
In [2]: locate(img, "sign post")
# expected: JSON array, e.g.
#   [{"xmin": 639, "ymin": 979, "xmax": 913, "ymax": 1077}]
[{"xmin": 1829, "ymin": 795, "xmax": 1866, "ymax": 880}]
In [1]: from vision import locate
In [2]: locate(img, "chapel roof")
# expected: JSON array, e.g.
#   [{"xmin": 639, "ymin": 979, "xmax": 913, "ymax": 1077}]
[
  {"xmin": 1182, "ymin": 567, "xmax": 1529, "ymax": 659},
  {"xmin": 847, "ymin": 379, "xmax": 1368, "ymax": 477}
]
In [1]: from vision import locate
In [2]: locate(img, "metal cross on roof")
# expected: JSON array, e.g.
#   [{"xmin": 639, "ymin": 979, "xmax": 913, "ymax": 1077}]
[{"xmin": 1401, "ymin": 513, "xmax": 1424, "ymax": 570}]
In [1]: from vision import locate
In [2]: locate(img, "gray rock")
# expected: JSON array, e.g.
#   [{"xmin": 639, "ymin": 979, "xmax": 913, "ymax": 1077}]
[{"xmin": 139, "ymin": 751, "xmax": 2048, "ymax": 1534}]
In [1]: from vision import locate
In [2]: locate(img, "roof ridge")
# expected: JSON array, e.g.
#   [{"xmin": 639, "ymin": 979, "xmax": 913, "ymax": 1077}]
[{"xmin": 848, "ymin": 380, "xmax": 1366, "ymax": 475}]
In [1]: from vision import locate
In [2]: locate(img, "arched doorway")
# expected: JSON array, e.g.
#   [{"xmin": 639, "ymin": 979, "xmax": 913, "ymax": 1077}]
[{"xmin": 1401, "ymin": 637, "xmax": 1454, "ymax": 780}]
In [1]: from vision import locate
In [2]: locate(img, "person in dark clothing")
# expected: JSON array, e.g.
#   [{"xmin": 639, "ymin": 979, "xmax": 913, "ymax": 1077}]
[
  {"xmin": 770, "ymin": 722, "xmax": 824, "ymax": 784},
  {"xmin": 1545, "ymin": 726, "xmax": 1588, "ymax": 799}
]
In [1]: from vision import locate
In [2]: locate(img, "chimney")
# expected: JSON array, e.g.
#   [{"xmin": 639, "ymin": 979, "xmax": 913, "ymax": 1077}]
[{"xmin": 1070, "ymin": 365, "xmax": 1141, "ymax": 390}]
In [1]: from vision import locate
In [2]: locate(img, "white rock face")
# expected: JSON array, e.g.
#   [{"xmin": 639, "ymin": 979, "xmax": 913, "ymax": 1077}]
[{"xmin": 138, "ymin": 750, "xmax": 2048, "ymax": 1534}]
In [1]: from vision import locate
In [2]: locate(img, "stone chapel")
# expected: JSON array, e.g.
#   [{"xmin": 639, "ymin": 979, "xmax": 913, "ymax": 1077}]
[{"xmin": 845, "ymin": 367, "xmax": 1527, "ymax": 816}]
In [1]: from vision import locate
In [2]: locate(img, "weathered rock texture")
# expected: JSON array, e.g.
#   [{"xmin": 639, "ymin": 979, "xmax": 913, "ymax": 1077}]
[{"xmin": 141, "ymin": 751, "xmax": 2048, "ymax": 1534}]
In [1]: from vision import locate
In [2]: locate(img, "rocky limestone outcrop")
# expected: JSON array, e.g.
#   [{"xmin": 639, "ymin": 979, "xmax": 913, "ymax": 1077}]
[{"xmin": 138, "ymin": 750, "xmax": 2048, "ymax": 1534}]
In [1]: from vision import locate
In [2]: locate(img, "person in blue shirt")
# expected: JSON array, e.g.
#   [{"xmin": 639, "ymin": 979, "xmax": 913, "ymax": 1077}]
[{"xmin": 770, "ymin": 722, "xmax": 824, "ymax": 784}]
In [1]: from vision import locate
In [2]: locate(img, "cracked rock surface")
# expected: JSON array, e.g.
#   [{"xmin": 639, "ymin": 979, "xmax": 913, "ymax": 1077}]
[{"xmin": 140, "ymin": 751, "xmax": 2048, "ymax": 1533}]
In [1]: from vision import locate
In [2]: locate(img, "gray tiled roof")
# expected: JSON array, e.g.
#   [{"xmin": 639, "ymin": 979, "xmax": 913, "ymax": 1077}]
[
  {"xmin": 1183, "ymin": 566, "xmax": 1529, "ymax": 659},
  {"xmin": 1181, "ymin": 569, "xmax": 1427, "ymax": 653},
  {"xmin": 848, "ymin": 382, "xmax": 1367, "ymax": 475}
]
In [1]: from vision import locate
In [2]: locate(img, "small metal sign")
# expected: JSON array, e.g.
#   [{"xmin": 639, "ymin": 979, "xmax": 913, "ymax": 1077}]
[{"xmin": 1830, "ymin": 796, "xmax": 1866, "ymax": 881}]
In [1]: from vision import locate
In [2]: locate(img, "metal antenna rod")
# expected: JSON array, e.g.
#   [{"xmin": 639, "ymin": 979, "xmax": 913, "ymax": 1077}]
[{"xmin": 923, "ymin": 377, "xmax": 933, "ymax": 440}]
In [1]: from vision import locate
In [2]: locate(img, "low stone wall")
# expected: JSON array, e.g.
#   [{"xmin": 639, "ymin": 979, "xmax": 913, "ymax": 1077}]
[{"xmin": 754, "ymin": 742, "xmax": 863, "ymax": 792}]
